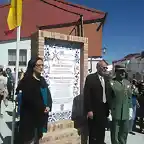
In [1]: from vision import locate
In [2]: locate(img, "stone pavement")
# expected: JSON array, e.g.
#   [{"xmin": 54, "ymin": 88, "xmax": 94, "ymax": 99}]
[
  {"xmin": 0, "ymin": 101, "xmax": 144, "ymax": 144},
  {"xmin": 0, "ymin": 101, "xmax": 15, "ymax": 144},
  {"xmin": 105, "ymin": 131, "xmax": 144, "ymax": 144}
]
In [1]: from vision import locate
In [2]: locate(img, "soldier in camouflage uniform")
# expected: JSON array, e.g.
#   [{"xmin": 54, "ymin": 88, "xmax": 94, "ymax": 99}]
[{"xmin": 108, "ymin": 65, "xmax": 133, "ymax": 144}]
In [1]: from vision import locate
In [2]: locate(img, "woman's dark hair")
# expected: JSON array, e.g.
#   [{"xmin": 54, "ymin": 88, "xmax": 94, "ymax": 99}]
[
  {"xmin": 16, "ymin": 57, "xmax": 43, "ymax": 93},
  {"xmin": 3, "ymin": 71, "xmax": 7, "ymax": 77},
  {"xmin": 24, "ymin": 57, "xmax": 43, "ymax": 78},
  {"xmin": 16, "ymin": 57, "xmax": 44, "ymax": 94}
]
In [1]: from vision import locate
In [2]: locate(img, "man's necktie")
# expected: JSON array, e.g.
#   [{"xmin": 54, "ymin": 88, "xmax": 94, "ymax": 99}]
[{"xmin": 100, "ymin": 76, "xmax": 106, "ymax": 103}]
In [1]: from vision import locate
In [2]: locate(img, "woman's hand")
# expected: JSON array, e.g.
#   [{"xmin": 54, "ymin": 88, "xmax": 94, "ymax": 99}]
[{"xmin": 44, "ymin": 107, "xmax": 50, "ymax": 113}]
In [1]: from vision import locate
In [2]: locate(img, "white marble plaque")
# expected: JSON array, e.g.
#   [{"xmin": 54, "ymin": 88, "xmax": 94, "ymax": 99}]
[{"xmin": 43, "ymin": 43, "xmax": 80, "ymax": 115}]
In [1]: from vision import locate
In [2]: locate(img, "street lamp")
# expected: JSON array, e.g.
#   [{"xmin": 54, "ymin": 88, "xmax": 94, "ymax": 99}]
[{"xmin": 102, "ymin": 47, "xmax": 107, "ymax": 55}]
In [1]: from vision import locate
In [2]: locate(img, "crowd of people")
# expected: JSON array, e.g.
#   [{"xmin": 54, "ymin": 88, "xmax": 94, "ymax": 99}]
[
  {"xmin": 130, "ymin": 79, "xmax": 144, "ymax": 134},
  {"xmin": 72, "ymin": 61, "xmax": 144, "ymax": 144},
  {"xmin": 0, "ymin": 58, "xmax": 144, "ymax": 144},
  {"xmin": 0, "ymin": 66, "xmax": 24, "ymax": 117}
]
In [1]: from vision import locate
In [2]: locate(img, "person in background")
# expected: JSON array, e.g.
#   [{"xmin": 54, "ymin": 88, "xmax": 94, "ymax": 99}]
[
  {"xmin": 16, "ymin": 57, "xmax": 52, "ymax": 144},
  {"xmin": 12, "ymin": 68, "xmax": 16, "ymax": 96},
  {"xmin": 6, "ymin": 68, "xmax": 14, "ymax": 101},
  {"xmin": 84, "ymin": 60, "xmax": 109, "ymax": 144},
  {"xmin": 137, "ymin": 81, "xmax": 144, "ymax": 133},
  {"xmin": 0, "ymin": 66, "xmax": 8, "ymax": 117},
  {"xmin": 12, "ymin": 68, "xmax": 16, "ymax": 82},
  {"xmin": 108, "ymin": 65, "xmax": 132, "ymax": 144},
  {"xmin": 19, "ymin": 68, "xmax": 24, "ymax": 81},
  {"xmin": 3, "ymin": 71, "xmax": 7, "ymax": 77},
  {"xmin": 129, "ymin": 79, "xmax": 139, "ymax": 135}
]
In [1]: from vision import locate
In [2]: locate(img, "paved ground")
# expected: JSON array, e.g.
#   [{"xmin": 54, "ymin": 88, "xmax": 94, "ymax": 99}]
[
  {"xmin": 0, "ymin": 101, "xmax": 144, "ymax": 144},
  {"xmin": 0, "ymin": 101, "xmax": 14, "ymax": 144},
  {"xmin": 105, "ymin": 131, "xmax": 144, "ymax": 144}
]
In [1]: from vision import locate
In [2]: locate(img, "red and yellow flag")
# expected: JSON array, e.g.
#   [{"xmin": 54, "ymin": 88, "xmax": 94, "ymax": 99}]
[{"xmin": 7, "ymin": 0, "xmax": 22, "ymax": 30}]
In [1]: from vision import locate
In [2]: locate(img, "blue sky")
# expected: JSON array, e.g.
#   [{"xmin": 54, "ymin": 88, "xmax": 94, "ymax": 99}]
[
  {"xmin": 70, "ymin": 0, "xmax": 144, "ymax": 63},
  {"xmin": 1, "ymin": 0, "xmax": 144, "ymax": 63},
  {"xmin": 0, "ymin": 0, "xmax": 10, "ymax": 4}
]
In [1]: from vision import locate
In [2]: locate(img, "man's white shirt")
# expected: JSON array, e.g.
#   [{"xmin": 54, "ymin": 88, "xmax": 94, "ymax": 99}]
[{"xmin": 98, "ymin": 74, "xmax": 106, "ymax": 103}]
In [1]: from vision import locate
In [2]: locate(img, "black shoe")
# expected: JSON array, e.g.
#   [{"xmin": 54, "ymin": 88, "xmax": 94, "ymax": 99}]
[{"xmin": 129, "ymin": 132, "xmax": 136, "ymax": 135}]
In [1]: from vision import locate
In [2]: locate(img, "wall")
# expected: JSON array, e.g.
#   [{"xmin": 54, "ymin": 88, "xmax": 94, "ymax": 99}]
[
  {"xmin": 84, "ymin": 23, "xmax": 102, "ymax": 57},
  {"xmin": 0, "ymin": 39, "xmax": 102, "ymax": 74},
  {"xmin": 0, "ymin": 40, "xmax": 31, "ymax": 71},
  {"xmin": 47, "ymin": 23, "xmax": 102, "ymax": 57},
  {"xmin": 127, "ymin": 57, "xmax": 144, "ymax": 80},
  {"xmin": 0, "ymin": 22, "xmax": 102, "ymax": 73},
  {"xmin": 114, "ymin": 57, "xmax": 144, "ymax": 80},
  {"xmin": 46, "ymin": 25, "xmax": 77, "ymax": 36}
]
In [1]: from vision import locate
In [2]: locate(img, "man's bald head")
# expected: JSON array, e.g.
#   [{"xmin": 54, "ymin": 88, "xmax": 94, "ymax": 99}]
[
  {"xmin": 97, "ymin": 60, "xmax": 107, "ymax": 68},
  {"xmin": 96, "ymin": 60, "xmax": 108, "ymax": 75}
]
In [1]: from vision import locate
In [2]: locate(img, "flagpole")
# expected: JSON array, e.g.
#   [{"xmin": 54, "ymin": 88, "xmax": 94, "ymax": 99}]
[
  {"xmin": 11, "ymin": 26, "xmax": 21, "ymax": 144},
  {"xmin": 15, "ymin": 26, "xmax": 20, "ymax": 91}
]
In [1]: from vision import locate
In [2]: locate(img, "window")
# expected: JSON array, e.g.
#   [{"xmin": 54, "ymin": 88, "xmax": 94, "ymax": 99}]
[
  {"xmin": 8, "ymin": 49, "xmax": 16, "ymax": 66},
  {"xmin": 19, "ymin": 49, "xmax": 27, "ymax": 66},
  {"xmin": 8, "ymin": 49, "xmax": 27, "ymax": 66}
]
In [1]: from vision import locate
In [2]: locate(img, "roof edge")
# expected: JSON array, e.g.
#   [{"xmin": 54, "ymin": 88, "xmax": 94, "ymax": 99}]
[
  {"xmin": 0, "ymin": 18, "xmax": 103, "ymax": 42},
  {"xmin": 39, "ymin": 18, "xmax": 103, "ymax": 30},
  {"xmin": 0, "ymin": 37, "xmax": 30, "ymax": 44},
  {"xmin": 0, "ymin": 4, "xmax": 10, "ymax": 8}
]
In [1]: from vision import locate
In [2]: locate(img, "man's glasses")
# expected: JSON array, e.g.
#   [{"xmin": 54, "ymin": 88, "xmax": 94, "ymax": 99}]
[{"xmin": 100, "ymin": 66, "xmax": 108, "ymax": 70}]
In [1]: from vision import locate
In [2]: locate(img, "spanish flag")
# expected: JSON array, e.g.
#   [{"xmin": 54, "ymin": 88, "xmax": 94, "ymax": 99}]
[{"xmin": 7, "ymin": 0, "xmax": 22, "ymax": 31}]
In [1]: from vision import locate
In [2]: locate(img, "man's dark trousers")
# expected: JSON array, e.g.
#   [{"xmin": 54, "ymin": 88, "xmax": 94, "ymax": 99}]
[{"xmin": 88, "ymin": 113, "xmax": 106, "ymax": 144}]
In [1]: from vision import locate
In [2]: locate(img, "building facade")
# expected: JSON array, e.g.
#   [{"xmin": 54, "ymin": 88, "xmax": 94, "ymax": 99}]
[
  {"xmin": 127, "ymin": 56, "xmax": 144, "ymax": 80},
  {"xmin": 0, "ymin": 0, "xmax": 106, "ymax": 71},
  {"xmin": 0, "ymin": 38, "xmax": 103, "ymax": 73},
  {"xmin": 44, "ymin": 22, "xmax": 103, "ymax": 57},
  {"xmin": 113, "ymin": 53, "xmax": 144, "ymax": 81},
  {"xmin": 0, "ymin": 39, "xmax": 31, "ymax": 71}
]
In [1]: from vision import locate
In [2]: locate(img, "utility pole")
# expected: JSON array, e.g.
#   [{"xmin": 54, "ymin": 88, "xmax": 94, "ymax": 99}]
[{"xmin": 80, "ymin": 15, "xmax": 84, "ymax": 37}]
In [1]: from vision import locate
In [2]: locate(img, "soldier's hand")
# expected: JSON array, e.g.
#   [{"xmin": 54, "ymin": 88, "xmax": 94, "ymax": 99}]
[
  {"xmin": 87, "ymin": 111, "xmax": 93, "ymax": 119},
  {"xmin": 129, "ymin": 108, "xmax": 133, "ymax": 120}
]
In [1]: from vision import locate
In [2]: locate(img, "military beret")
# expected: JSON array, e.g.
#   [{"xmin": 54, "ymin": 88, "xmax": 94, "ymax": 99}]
[{"xmin": 115, "ymin": 65, "xmax": 126, "ymax": 71}]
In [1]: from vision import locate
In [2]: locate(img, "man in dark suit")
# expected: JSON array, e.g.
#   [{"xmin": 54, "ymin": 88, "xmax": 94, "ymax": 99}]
[{"xmin": 84, "ymin": 60, "xmax": 109, "ymax": 144}]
